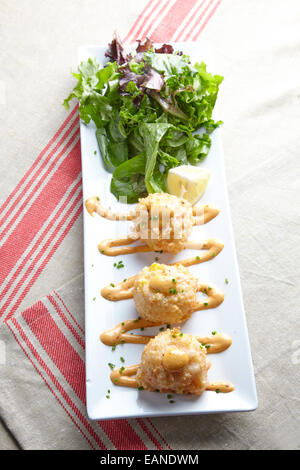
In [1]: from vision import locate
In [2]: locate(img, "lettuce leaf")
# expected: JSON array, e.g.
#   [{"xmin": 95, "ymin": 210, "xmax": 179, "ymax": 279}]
[
  {"xmin": 64, "ymin": 37, "xmax": 224, "ymax": 202},
  {"xmin": 110, "ymin": 153, "xmax": 146, "ymax": 202},
  {"xmin": 139, "ymin": 123, "xmax": 172, "ymax": 193}
]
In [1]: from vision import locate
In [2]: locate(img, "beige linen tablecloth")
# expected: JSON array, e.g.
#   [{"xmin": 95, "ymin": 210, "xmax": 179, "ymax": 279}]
[{"xmin": 0, "ymin": 0, "xmax": 299, "ymax": 450}]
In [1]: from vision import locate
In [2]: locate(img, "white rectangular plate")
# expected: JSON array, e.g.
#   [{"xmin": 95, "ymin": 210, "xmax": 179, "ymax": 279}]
[{"xmin": 79, "ymin": 42, "xmax": 257, "ymax": 420}]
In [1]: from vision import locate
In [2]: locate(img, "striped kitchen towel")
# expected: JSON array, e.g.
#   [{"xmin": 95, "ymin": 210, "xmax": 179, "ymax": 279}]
[
  {"xmin": 0, "ymin": 0, "xmax": 224, "ymax": 449},
  {"xmin": 0, "ymin": 0, "xmax": 223, "ymax": 325}
]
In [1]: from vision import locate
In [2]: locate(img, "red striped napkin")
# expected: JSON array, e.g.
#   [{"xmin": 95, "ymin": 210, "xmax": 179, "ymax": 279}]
[
  {"xmin": 0, "ymin": 0, "xmax": 224, "ymax": 449},
  {"xmin": 3, "ymin": 275, "xmax": 171, "ymax": 449}
]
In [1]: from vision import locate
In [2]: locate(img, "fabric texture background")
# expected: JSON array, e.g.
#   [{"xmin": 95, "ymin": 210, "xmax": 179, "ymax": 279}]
[{"xmin": 0, "ymin": 0, "xmax": 299, "ymax": 450}]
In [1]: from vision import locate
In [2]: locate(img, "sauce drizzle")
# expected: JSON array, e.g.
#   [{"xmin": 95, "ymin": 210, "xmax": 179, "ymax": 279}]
[
  {"xmin": 100, "ymin": 248, "xmax": 224, "ymax": 302},
  {"xmin": 101, "ymin": 318, "xmax": 231, "ymax": 351},
  {"xmin": 85, "ymin": 196, "xmax": 135, "ymax": 220},
  {"xmin": 110, "ymin": 365, "xmax": 234, "ymax": 393},
  {"xmin": 85, "ymin": 196, "xmax": 222, "ymax": 257}
]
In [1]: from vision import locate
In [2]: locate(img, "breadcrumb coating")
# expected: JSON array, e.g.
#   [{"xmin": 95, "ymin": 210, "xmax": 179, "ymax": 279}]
[
  {"xmin": 133, "ymin": 263, "xmax": 198, "ymax": 323},
  {"xmin": 136, "ymin": 328, "xmax": 208, "ymax": 395},
  {"xmin": 133, "ymin": 193, "xmax": 193, "ymax": 253}
]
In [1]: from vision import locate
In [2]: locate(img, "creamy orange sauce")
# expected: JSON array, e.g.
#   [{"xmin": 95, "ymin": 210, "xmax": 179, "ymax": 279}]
[
  {"xmin": 101, "ymin": 316, "xmax": 231, "ymax": 352},
  {"xmin": 85, "ymin": 196, "xmax": 135, "ymax": 220},
  {"xmin": 98, "ymin": 236, "xmax": 223, "ymax": 258},
  {"xmin": 205, "ymin": 382, "xmax": 235, "ymax": 393},
  {"xmin": 100, "ymin": 248, "xmax": 224, "ymax": 302},
  {"xmin": 86, "ymin": 196, "xmax": 219, "ymax": 226},
  {"xmin": 87, "ymin": 195, "xmax": 234, "ymax": 399},
  {"xmin": 86, "ymin": 196, "xmax": 222, "ymax": 257},
  {"xmin": 110, "ymin": 365, "xmax": 139, "ymax": 389},
  {"xmin": 192, "ymin": 205, "xmax": 220, "ymax": 225},
  {"xmin": 180, "ymin": 238, "xmax": 224, "ymax": 267},
  {"xmin": 110, "ymin": 365, "xmax": 234, "ymax": 394},
  {"xmin": 98, "ymin": 236, "xmax": 150, "ymax": 257},
  {"xmin": 101, "ymin": 277, "xmax": 135, "ymax": 301},
  {"xmin": 100, "ymin": 318, "xmax": 158, "ymax": 346},
  {"xmin": 195, "ymin": 333, "xmax": 232, "ymax": 353},
  {"xmin": 192, "ymin": 283, "xmax": 224, "ymax": 312}
]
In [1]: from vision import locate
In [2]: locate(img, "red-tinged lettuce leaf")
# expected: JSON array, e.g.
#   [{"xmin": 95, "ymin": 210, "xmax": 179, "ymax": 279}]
[
  {"xmin": 141, "ymin": 68, "xmax": 164, "ymax": 91},
  {"xmin": 118, "ymin": 63, "xmax": 164, "ymax": 106},
  {"xmin": 119, "ymin": 66, "xmax": 145, "ymax": 94},
  {"xmin": 155, "ymin": 44, "xmax": 174, "ymax": 54},
  {"xmin": 105, "ymin": 32, "xmax": 129, "ymax": 65},
  {"xmin": 136, "ymin": 38, "xmax": 153, "ymax": 53},
  {"xmin": 136, "ymin": 39, "xmax": 176, "ymax": 55}
]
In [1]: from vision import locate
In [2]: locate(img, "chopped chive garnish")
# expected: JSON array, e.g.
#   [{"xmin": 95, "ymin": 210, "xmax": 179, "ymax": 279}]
[
  {"xmin": 166, "ymin": 324, "xmax": 171, "ymax": 329},
  {"xmin": 120, "ymin": 357, "xmax": 125, "ymax": 363},
  {"xmin": 169, "ymin": 288, "xmax": 177, "ymax": 294},
  {"xmin": 114, "ymin": 379, "xmax": 118, "ymax": 383},
  {"xmin": 140, "ymin": 327, "xmax": 145, "ymax": 331},
  {"xmin": 108, "ymin": 363, "xmax": 115, "ymax": 370},
  {"xmin": 138, "ymin": 386, "xmax": 144, "ymax": 391},
  {"xmin": 169, "ymin": 400, "xmax": 175, "ymax": 404},
  {"xmin": 204, "ymin": 302, "xmax": 208, "ymax": 306},
  {"xmin": 225, "ymin": 278, "xmax": 229, "ymax": 284},
  {"xmin": 119, "ymin": 367, "xmax": 125, "ymax": 373},
  {"xmin": 93, "ymin": 297, "xmax": 96, "ymax": 301},
  {"xmin": 159, "ymin": 327, "xmax": 164, "ymax": 331},
  {"xmin": 172, "ymin": 334, "xmax": 177, "ymax": 338},
  {"xmin": 94, "ymin": 150, "xmax": 97, "ymax": 155},
  {"xmin": 172, "ymin": 279, "xmax": 176, "ymax": 283},
  {"xmin": 121, "ymin": 322, "xmax": 125, "ymax": 326},
  {"xmin": 212, "ymin": 331, "xmax": 217, "ymax": 335},
  {"xmin": 123, "ymin": 279, "xmax": 127, "ymax": 282},
  {"xmin": 216, "ymin": 389, "xmax": 220, "ymax": 394},
  {"xmin": 196, "ymin": 256, "xmax": 201, "ymax": 260},
  {"xmin": 110, "ymin": 283, "xmax": 115, "ymax": 287},
  {"xmin": 96, "ymin": 196, "xmax": 100, "ymax": 201},
  {"xmin": 101, "ymin": 249, "xmax": 104, "ymax": 253},
  {"xmin": 106, "ymin": 395, "xmax": 110, "ymax": 399},
  {"xmin": 114, "ymin": 260, "xmax": 125, "ymax": 269},
  {"xmin": 179, "ymin": 333, "xmax": 183, "ymax": 337}
]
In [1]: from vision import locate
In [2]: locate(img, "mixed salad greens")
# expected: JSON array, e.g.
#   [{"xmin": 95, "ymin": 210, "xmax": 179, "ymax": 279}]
[{"xmin": 64, "ymin": 34, "xmax": 223, "ymax": 203}]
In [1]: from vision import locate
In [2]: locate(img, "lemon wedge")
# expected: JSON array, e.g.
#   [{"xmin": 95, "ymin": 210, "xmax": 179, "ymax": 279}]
[{"xmin": 166, "ymin": 165, "xmax": 210, "ymax": 205}]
